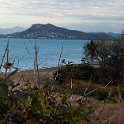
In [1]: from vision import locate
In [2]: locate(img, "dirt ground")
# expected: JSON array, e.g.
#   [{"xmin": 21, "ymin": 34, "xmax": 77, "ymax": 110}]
[{"xmin": 7, "ymin": 67, "xmax": 58, "ymax": 84}]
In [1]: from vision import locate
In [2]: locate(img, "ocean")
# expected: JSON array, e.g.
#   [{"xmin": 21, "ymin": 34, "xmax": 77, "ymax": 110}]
[{"xmin": 0, "ymin": 38, "xmax": 88, "ymax": 70}]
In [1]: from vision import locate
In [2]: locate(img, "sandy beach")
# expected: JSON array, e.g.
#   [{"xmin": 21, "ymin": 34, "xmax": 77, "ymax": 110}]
[{"xmin": 0, "ymin": 67, "xmax": 59, "ymax": 84}]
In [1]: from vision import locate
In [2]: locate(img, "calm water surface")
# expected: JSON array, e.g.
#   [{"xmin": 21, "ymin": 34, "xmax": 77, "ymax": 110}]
[{"xmin": 0, "ymin": 38, "xmax": 88, "ymax": 70}]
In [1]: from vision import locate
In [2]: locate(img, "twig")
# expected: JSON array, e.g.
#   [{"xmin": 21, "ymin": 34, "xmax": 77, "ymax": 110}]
[{"xmin": 0, "ymin": 40, "xmax": 9, "ymax": 70}]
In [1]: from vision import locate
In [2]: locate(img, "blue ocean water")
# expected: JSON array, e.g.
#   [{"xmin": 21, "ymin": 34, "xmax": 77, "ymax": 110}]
[{"xmin": 0, "ymin": 38, "xmax": 88, "ymax": 70}]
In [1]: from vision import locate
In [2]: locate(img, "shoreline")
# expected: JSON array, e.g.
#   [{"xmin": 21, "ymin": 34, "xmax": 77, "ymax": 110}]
[
  {"xmin": 0, "ymin": 66, "xmax": 60, "ymax": 84},
  {"xmin": 19, "ymin": 66, "xmax": 60, "ymax": 73},
  {"xmin": 10, "ymin": 66, "xmax": 59, "ymax": 83}
]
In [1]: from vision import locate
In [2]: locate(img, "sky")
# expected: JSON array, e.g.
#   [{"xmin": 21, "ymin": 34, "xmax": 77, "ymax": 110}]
[{"xmin": 0, "ymin": 0, "xmax": 124, "ymax": 33}]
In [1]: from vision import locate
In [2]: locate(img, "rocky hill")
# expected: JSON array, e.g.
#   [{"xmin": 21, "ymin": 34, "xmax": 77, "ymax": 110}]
[{"xmin": 3, "ymin": 24, "xmax": 116, "ymax": 40}]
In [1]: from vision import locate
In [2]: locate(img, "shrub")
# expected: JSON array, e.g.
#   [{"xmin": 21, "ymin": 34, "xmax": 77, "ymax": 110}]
[
  {"xmin": 54, "ymin": 64, "xmax": 95, "ymax": 83},
  {"xmin": 0, "ymin": 78, "xmax": 94, "ymax": 123},
  {"xmin": 95, "ymin": 89, "xmax": 110, "ymax": 100},
  {"xmin": 73, "ymin": 64, "xmax": 95, "ymax": 80},
  {"xmin": 108, "ymin": 97, "xmax": 122, "ymax": 103},
  {"xmin": 118, "ymin": 88, "xmax": 124, "ymax": 99}
]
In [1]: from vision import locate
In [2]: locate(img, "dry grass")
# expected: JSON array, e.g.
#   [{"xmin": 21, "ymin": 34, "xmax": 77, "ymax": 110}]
[
  {"xmin": 64, "ymin": 80, "xmax": 124, "ymax": 124},
  {"xmin": 91, "ymin": 102, "xmax": 124, "ymax": 124}
]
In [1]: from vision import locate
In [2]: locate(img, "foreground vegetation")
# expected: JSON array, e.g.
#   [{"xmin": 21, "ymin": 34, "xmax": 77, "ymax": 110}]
[
  {"xmin": 0, "ymin": 41, "xmax": 94, "ymax": 124},
  {"xmin": 0, "ymin": 33, "xmax": 124, "ymax": 123},
  {"xmin": 0, "ymin": 77, "xmax": 95, "ymax": 124}
]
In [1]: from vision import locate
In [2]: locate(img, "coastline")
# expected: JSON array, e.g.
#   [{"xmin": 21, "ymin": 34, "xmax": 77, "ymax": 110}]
[
  {"xmin": 0, "ymin": 66, "xmax": 59, "ymax": 85},
  {"xmin": 10, "ymin": 66, "xmax": 59, "ymax": 84}
]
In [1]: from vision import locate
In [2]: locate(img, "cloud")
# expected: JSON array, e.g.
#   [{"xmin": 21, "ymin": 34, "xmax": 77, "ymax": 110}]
[{"xmin": 0, "ymin": 0, "xmax": 124, "ymax": 32}]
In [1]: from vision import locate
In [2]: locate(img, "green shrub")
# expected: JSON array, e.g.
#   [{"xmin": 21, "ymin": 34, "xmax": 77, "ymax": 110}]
[
  {"xmin": 95, "ymin": 89, "xmax": 110, "ymax": 100},
  {"xmin": 94, "ymin": 87, "xmax": 124, "ymax": 101},
  {"xmin": 0, "ymin": 78, "xmax": 94, "ymax": 123},
  {"xmin": 108, "ymin": 97, "xmax": 122, "ymax": 103},
  {"xmin": 119, "ymin": 88, "xmax": 124, "ymax": 99},
  {"xmin": 54, "ymin": 64, "xmax": 95, "ymax": 83},
  {"xmin": 73, "ymin": 64, "xmax": 95, "ymax": 80}
]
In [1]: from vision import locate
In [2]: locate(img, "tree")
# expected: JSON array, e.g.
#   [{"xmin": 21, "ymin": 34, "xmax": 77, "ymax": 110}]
[
  {"xmin": 83, "ymin": 40, "xmax": 98, "ymax": 63},
  {"xmin": 97, "ymin": 40, "xmax": 121, "ymax": 83},
  {"xmin": 83, "ymin": 39, "xmax": 123, "ymax": 84},
  {"xmin": 117, "ymin": 33, "xmax": 124, "ymax": 83},
  {"xmin": 118, "ymin": 33, "xmax": 124, "ymax": 54}
]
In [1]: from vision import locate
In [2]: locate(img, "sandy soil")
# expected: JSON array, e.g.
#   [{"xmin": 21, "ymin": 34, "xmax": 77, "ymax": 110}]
[{"xmin": 0, "ymin": 67, "xmax": 58, "ymax": 84}]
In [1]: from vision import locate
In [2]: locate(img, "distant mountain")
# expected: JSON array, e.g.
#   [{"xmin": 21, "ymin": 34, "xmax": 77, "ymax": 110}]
[
  {"xmin": 107, "ymin": 32, "xmax": 119, "ymax": 38},
  {"xmin": 3, "ymin": 24, "xmax": 116, "ymax": 40},
  {"xmin": 0, "ymin": 26, "xmax": 25, "ymax": 34}
]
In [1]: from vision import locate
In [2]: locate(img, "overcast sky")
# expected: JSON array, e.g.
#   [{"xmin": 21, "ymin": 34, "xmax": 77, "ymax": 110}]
[{"xmin": 0, "ymin": 0, "xmax": 124, "ymax": 33}]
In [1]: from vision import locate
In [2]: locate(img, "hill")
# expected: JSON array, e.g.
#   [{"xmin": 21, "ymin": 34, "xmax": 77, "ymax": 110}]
[
  {"xmin": 0, "ymin": 26, "xmax": 25, "ymax": 35},
  {"xmin": 3, "ymin": 24, "xmax": 116, "ymax": 40}
]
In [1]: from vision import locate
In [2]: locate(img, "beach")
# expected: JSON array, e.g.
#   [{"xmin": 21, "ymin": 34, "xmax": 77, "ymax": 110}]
[{"xmin": 0, "ymin": 67, "xmax": 58, "ymax": 85}]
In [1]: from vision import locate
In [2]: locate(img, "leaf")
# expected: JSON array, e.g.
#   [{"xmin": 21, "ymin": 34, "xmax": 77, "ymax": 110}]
[
  {"xmin": 37, "ymin": 91, "xmax": 44, "ymax": 102},
  {"xmin": 26, "ymin": 119, "xmax": 38, "ymax": 124},
  {"xmin": 13, "ymin": 90, "xmax": 26, "ymax": 103},
  {"xmin": 42, "ymin": 106, "xmax": 51, "ymax": 116},
  {"xmin": 0, "ymin": 79, "xmax": 13, "ymax": 87},
  {"xmin": 65, "ymin": 106, "xmax": 73, "ymax": 114},
  {"xmin": 61, "ymin": 96, "xmax": 67, "ymax": 105},
  {"xmin": 24, "ymin": 89, "xmax": 35, "ymax": 97},
  {"xmin": 5, "ymin": 79, "xmax": 14, "ymax": 87},
  {"xmin": 0, "ymin": 83, "xmax": 8, "ymax": 98}
]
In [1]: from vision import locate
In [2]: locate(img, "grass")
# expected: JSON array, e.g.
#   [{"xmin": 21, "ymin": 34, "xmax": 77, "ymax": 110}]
[{"xmin": 53, "ymin": 78, "xmax": 124, "ymax": 123}]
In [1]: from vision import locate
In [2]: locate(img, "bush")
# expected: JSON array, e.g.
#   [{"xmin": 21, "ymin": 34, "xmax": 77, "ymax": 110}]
[
  {"xmin": 120, "ymin": 88, "xmax": 124, "ymax": 99},
  {"xmin": 95, "ymin": 89, "xmax": 110, "ymax": 100},
  {"xmin": 0, "ymin": 78, "xmax": 94, "ymax": 123},
  {"xmin": 108, "ymin": 97, "xmax": 122, "ymax": 103},
  {"xmin": 73, "ymin": 64, "xmax": 95, "ymax": 80},
  {"xmin": 54, "ymin": 64, "xmax": 95, "ymax": 83}
]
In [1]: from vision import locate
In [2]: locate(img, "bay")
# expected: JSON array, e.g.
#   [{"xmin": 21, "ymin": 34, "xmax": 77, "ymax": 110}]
[{"xmin": 0, "ymin": 38, "xmax": 88, "ymax": 70}]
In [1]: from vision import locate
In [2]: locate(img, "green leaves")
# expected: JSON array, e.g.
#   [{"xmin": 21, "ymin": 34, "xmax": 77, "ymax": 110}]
[
  {"xmin": 37, "ymin": 90, "xmax": 44, "ymax": 102},
  {"xmin": 0, "ymin": 83, "xmax": 8, "ymax": 98},
  {"xmin": 26, "ymin": 119, "xmax": 37, "ymax": 124},
  {"xmin": 0, "ymin": 78, "xmax": 14, "ymax": 98},
  {"xmin": 0, "ymin": 78, "xmax": 93, "ymax": 123},
  {"xmin": 13, "ymin": 90, "xmax": 26, "ymax": 103},
  {"xmin": 84, "ymin": 40, "xmax": 98, "ymax": 62}
]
